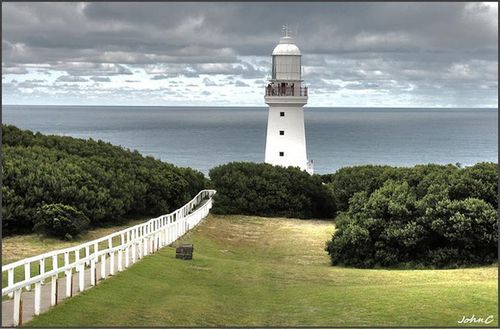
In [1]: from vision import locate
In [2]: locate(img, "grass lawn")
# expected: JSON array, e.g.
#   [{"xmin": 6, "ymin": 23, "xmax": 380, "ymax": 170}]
[{"xmin": 25, "ymin": 214, "xmax": 498, "ymax": 327}]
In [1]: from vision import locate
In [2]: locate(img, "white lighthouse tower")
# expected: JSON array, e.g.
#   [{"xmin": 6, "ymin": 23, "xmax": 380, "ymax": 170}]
[{"xmin": 264, "ymin": 26, "xmax": 313, "ymax": 174}]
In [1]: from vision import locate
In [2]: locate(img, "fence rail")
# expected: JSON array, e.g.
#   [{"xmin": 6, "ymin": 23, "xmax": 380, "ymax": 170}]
[{"xmin": 2, "ymin": 189, "xmax": 216, "ymax": 326}]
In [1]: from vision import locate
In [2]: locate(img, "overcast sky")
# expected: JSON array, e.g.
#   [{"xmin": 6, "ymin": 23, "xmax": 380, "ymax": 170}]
[{"xmin": 2, "ymin": 2, "xmax": 498, "ymax": 107}]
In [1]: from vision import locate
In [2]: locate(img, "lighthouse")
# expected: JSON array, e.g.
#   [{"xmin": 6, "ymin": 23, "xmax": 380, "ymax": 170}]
[{"xmin": 264, "ymin": 27, "xmax": 313, "ymax": 174}]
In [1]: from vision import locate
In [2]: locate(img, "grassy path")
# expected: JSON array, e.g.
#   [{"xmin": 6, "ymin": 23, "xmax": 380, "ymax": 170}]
[
  {"xmin": 25, "ymin": 214, "xmax": 497, "ymax": 327},
  {"xmin": 2, "ymin": 218, "xmax": 148, "ymax": 265},
  {"xmin": 2, "ymin": 218, "xmax": 148, "ymax": 294}
]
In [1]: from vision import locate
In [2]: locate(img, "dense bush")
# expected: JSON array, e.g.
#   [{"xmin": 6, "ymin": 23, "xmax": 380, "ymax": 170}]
[
  {"xmin": 322, "ymin": 165, "xmax": 395, "ymax": 213},
  {"xmin": 2, "ymin": 125, "xmax": 207, "ymax": 236},
  {"xmin": 322, "ymin": 164, "xmax": 465, "ymax": 215},
  {"xmin": 209, "ymin": 162, "xmax": 334, "ymax": 218},
  {"xmin": 448, "ymin": 162, "xmax": 498, "ymax": 209},
  {"xmin": 326, "ymin": 173, "xmax": 498, "ymax": 268},
  {"xmin": 34, "ymin": 204, "xmax": 90, "ymax": 240}
]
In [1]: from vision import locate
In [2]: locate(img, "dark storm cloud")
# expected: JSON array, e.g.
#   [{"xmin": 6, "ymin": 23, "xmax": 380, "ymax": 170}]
[
  {"xmin": 3, "ymin": 2, "xmax": 496, "ymax": 64},
  {"xmin": 2, "ymin": 2, "xmax": 497, "ymax": 106}
]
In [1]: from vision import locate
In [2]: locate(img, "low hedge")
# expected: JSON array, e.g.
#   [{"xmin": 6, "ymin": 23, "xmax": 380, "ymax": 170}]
[{"xmin": 209, "ymin": 162, "xmax": 335, "ymax": 219}]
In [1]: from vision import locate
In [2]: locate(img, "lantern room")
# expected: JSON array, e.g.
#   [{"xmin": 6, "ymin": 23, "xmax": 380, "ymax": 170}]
[{"xmin": 271, "ymin": 34, "xmax": 302, "ymax": 81}]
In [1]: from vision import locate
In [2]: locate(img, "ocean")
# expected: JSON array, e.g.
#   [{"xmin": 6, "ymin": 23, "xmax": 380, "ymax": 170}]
[{"xmin": 2, "ymin": 105, "xmax": 497, "ymax": 175}]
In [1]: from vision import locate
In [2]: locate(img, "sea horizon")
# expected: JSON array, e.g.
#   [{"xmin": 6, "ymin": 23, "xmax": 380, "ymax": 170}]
[
  {"xmin": 2, "ymin": 105, "xmax": 498, "ymax": 175},
  {"xmin": 3, "ymin": 104, "xmax": 499, "ymax": 109}
]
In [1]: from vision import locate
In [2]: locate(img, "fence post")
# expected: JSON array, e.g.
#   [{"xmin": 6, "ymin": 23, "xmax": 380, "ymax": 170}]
[
  {"xmin": 65, "ymin": 269, "xmax": 72, "ymax": 297},
  {"xmin": 40, "ymin": 258, "xmax": 45, "ymax": 284},
  {"xmin": 53, "ymin": 254, "xmax": 58, "ymax": 271},
  {"xmin": 118, "ymin": 249, "xmax": 123, "ymax": 272},
  {"xmin": 13, "ymin": 288, "xmax": 21, "ymax": 326},
  {"xmin": 163, "ymin": 219, "xmax": 168, "ymax": 245},
  {"xmin": 145, "ymin": 236, "xmax": 150, "ymax": 255},
  {"xmin": 125, "ymin": 246, "xmax": 130, "ymax": 268},
  {"xmin": 132, "ymin": 242, "xmax": 137, "ymax": 264},
  {"xmin": 138, "ymin": 238, "xmax": 143, "ymax": 259},
  {"xmin": 75, "ymin": 249, "xmax": 80, "ymax": 268},
  {"xmin": 8, "ymin": 269, "xmax": 14, "ymax": 298},
  {"xmin": 172, "ymin": 222, "xmax": 176, "ymax": 242},
  {"xmin": 64, "ymin": 252, "xmax": 69, "ymax": 267},
  {"xmin": 151, "ymin": 230, "xmax": 155, "ymax": 252},
  {"xmin": 101, "ymin": 254, "xmax": 107, "ymax": 279},
  {"xmin": 85, "ymin": 246, "xmax": 90, "ymax": 266},
  {"xmin": 24, "ymin": 263, "xmax": 31, "ymax": 291},
  {"xmin": 34, "ymin": 281, "xmax": 42, "ymax": 315},
  {"xmin": 90, "ymin": 259, "xmax": 96, "ymax": 286},
  {"xmin": 110, "ymin": 251, "xmax": 115, "ymax": 276},
  {"xmin": 79, "ymin": 264, "xmax": 85, "ymax": 291},
  {"xmin": 51, "ymin": 275, "xmax": 57, "ymax": 306}
]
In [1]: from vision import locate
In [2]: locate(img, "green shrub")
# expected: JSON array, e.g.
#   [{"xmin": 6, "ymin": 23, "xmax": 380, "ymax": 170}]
[
  {"xmin": 326, "ymin": 180, "xmax": 498, "ymax": 268},
  {"xmin": 323, "ymin": 164, "xmax": 462, "ymax": 215},
  {"xmin": 448, "ymin": 162, "xmax": 498, "ymax": 209},
  {"xmin": 209, "ymin": 162, "xmax": 334, "ymax": 218},
  {"xmin": 34, "ymin": 204, "xmax": 90, "ymax": 240},
  {"xmin": 322, "ymin": 165, "xmax": 393, "ymax": 213},
  {"xmin": 2, "ymin": 125, "xmax": 207, "ymax": 236}
]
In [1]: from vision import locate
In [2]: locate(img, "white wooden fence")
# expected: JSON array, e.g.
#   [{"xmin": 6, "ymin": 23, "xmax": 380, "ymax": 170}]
[{"xmin": 2, "ymin": 189, "xmax": 216, "ymax": 326}]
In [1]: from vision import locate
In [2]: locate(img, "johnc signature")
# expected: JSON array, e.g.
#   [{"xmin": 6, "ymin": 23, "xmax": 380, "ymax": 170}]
[{"xmin": 458, "ymin": 315, "xmax": 494, "ymax": 325}]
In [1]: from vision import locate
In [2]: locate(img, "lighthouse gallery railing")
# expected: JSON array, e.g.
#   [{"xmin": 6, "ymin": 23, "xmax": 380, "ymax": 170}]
[
  {"xmin": 265, "ymin": 85, "xmax": 307, "ymax": 97},
  {"xmin": 2, "ymin": 189, "xmax": 216, "ymax": 326}
]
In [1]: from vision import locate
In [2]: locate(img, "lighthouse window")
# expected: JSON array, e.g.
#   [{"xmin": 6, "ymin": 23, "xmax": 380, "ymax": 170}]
[
  {"xmin": 272, "ymin": 56, "xmax": 276, "ymax": 79},
  {"xmin": 279, "ymin": 130, "xmax": 284, "ymax": 135},
  {"xmin": 279, "ymin": 152, "xmax": 284, "ymax": 157},
  {"xmin": 280, "ymin": 112, "xmax": 285, "ymax": 117}
]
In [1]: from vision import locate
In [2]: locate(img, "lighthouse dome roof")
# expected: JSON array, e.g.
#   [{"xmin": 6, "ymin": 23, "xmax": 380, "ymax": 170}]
[{"xmin": 272, "ymin": 36, "xmax": 301, "ymax": 56}]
